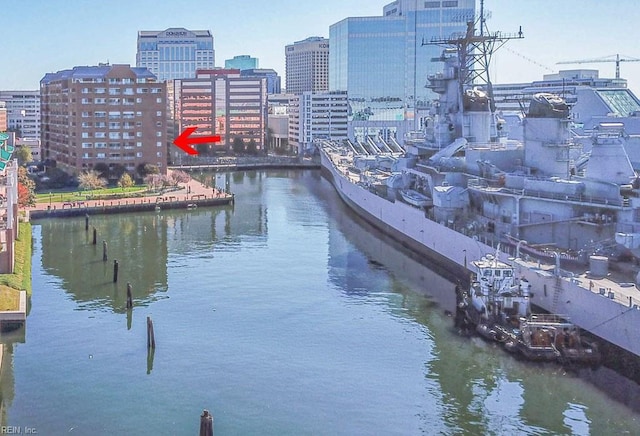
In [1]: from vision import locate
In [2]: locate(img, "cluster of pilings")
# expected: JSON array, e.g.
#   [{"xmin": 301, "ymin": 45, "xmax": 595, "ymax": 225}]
[
  {"xmin": 86, "ymin": 214, "xmax": 214, "ymax": 430},
  {"xmin": 85, "ymin": 214, "xmax": 155, "ymax": 351}
]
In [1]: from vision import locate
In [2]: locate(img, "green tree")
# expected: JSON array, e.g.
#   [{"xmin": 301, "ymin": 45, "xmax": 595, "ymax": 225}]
[
  {"xmin": 232, "ymin": 137, "xmax": 245, "ymax": 154},
  {"xmin": 247, "ymin": 139, "xmax": 257, "ymax": 155},
  {"xmin": 110, "ymin": 164, "xmax": 127, "ymax": 182},
  {"xmin": 15, "ymin": 146, "xmax": 33, "ymax": 166},
  {"xmin": 117, "ymin": 172, "xmax": 134, "ymax": 190},
  {"xmin": 93, "ymin": 163, "xmax": 110, "ymax": 179}
]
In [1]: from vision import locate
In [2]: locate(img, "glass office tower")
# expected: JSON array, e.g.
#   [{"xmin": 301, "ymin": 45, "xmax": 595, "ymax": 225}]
[
  {"xmin": 329, "ymin": 0, "xmax": 475, "ymax": 142},
  {"xmin": 137, "ymin": 28, "xmax": 215, "ymax": 82}
]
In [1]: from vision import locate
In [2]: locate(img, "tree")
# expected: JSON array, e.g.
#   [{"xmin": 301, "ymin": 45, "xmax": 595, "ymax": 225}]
[
  {"xmin": 78, "ymin": 170, "xmax": 107, "ymax": 192},
  {"xmin": 17, "ymin": 167, "xmax": 35, "ymax": 207},
  {"xmin": 232, "ymin": 137, "xmax": 245, "ymax": 154},
  {"xmin": 136, "ymin": 163, "xmax": 160, "ymax": 179},
  {"xmin": 93, "ymin": 163, "xmax": 110, "ymax": 179},
  {"xmin": 110, "ymin": 164, "xmax": 127, "ymax": 182},
  {"xmin": 247, "ymin": 139, "xmax": 257, "ymax": 155},
  {"xmin": 15, "ymin": 146, "xmax": 33, "ymax": 166},
  {"xmin": 144, "ymin": 174, "xmax": 163, "ymax": 191},
  {"xmin": 118, "ymin": 173, "xmax": 134, "ymax": 190},
  {"xmin": 170, "ymin": 170, "xmax": 190, "ymax": 186}
]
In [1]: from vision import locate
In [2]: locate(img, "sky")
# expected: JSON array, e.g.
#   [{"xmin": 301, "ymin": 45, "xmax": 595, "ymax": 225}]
[{"xmin": 3, "ymin": 0, "xmax": 640, "ymax": 95}]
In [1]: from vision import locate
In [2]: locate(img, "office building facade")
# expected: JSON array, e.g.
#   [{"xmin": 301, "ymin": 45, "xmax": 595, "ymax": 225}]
[
  {"xmin": 136, "ymin": 28, "xmax": 215, "ymax": 82},
  {"xmin": 169, "ymin": 69, "xmax": 267, "ymax": 160},
  {"xmin": 289, "ymin": 91, "xmax": 348, "ymax": 153},
  {"xmin": 329, "ymin": 0, "xmax": 475, "ymax": 142},
  {"xmin": 40, "ymin": 64, "xmax": 167, "ymax": 175},
  {"xmin": 0, "ymin": 90, "xmax": 41, "ymax": 139},
  {"xmin": 225, "ymin": 55, "xmax": 259, "ymax": 70},
  {"xmin": 285, "ymin": 37, "xmax": 329, "ymax": 94},
  {"xmin": 241, "ymin": 69, "xmax": 282, "ymax": 94}
]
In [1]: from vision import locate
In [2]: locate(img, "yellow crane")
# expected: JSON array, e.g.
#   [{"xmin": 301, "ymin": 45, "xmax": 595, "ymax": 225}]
[{"xmin": 556, "ymin": 54, "xmax": 640, "ymax": 79}]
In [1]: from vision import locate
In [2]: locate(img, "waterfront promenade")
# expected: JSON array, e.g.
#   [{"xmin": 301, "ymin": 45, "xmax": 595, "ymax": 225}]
[{"xmin": 28, "ymin": 169, "xmax": 232, "ymax": 219}]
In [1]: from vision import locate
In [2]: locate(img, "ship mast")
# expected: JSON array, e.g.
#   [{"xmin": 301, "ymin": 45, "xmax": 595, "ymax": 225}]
[{"xmin": 426, "ymin": 0, "xmax": 523, "ymax": 111}]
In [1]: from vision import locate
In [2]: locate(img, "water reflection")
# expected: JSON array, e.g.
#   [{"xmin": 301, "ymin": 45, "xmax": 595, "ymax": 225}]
[
  {"xmin": 4, "ymin": 170, "xmax": 640, "ymax": 434},
  {"xmin": 310, "ymin": 169, "xmax": 640, "ymax": 434},
  {"xmin": 39, "ymin": 214, "xmax": 169, "ymax": 312}
]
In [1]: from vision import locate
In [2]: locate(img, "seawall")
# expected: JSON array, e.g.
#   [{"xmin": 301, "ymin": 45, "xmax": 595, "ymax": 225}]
[{"xmin": 29, "ymin": 195, "xmax": 233, "ymax": 219}]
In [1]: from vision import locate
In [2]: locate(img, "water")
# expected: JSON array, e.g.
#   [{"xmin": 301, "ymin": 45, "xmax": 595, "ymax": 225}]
[{"xmin": 2, "ymin": 170, "xmax": 640, "ymax": 435}]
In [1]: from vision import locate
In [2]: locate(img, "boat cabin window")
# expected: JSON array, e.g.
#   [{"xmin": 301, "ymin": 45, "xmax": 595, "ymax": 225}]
[
  {"xmin": 483, "ymin": 269, "xmax": 491, "ymax": 277},
  {"xmin": 503, "ymin": 270, "xmax": 512, "ymax": 277},
  {"xmin": 494, "ymin": 269, "xmax": 501, "ymax": 277}
]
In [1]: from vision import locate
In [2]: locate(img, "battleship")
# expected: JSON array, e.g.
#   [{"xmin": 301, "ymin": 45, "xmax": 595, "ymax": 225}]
[{"xmin": 318, "ymin": 2, "xmax": 640, "ymax": 374}]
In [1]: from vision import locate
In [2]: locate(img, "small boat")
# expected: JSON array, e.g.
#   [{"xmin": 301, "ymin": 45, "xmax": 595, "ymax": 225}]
[
  {"xmin": 460, "ymin": 248, "xmax": 600, "ymax": 366},
  {"xmin": 399, "ymin": 189, "xmax": 432, "ymax": 208},
  {"xmin": 186, "ymin": 203, "xmax": 198, "ymax": 210}
]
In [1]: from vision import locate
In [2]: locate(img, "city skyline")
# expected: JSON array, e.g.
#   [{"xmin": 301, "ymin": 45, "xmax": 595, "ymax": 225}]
[{"xmin": 3, "ymin": 0, "xmax": 640, "ymax": 94}]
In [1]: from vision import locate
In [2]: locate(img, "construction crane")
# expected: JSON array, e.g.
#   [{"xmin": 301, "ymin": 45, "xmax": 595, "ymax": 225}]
[{"xmin": 556, "ymin": 54, "xmax": 640, "ymax": 79}]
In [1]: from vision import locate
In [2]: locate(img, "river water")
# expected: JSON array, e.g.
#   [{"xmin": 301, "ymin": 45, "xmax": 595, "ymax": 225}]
[{"xmin": 2, "ymin": 170, "xmax": 640, "ymax": 435}]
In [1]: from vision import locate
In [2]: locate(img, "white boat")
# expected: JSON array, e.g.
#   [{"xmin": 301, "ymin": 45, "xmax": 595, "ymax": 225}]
[
  {"xmin": 399, "ymin": 189, "xmax": 432, "ymax": 208},
  {"xmin": 317, "ymin": 5, "xmax": 640, "ymax": 366}
]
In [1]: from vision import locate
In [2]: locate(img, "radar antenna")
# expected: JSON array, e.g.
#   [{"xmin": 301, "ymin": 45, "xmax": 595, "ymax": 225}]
[{"xmin": 425, "ymin": 0, "xmax": 523, "ymax": 110}]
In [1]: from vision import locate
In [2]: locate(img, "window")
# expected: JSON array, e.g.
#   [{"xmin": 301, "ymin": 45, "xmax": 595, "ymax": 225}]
[
  {"xmin": 156, "ymin": 131, "xmax": 162, "ymax": 137},
  {"xmin": 157, "ymin": 141, "xmax": 163, "ymax": 147}
]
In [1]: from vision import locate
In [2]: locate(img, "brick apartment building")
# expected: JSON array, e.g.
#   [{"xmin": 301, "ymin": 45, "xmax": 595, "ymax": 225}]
[{"xmin": 40, "ymin": 64, "xmax": 167, "ymax": 175}]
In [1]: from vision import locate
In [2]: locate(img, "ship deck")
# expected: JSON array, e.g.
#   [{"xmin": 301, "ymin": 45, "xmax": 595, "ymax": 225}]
[{"xmin": 517, "ymin": 257, "xmax": 640, "ymax": 310}]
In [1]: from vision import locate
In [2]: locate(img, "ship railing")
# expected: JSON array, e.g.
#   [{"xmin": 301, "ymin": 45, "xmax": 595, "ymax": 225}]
[{"xmin": 467, "ymin": 182, "xmax": 624, "ymax": 207}]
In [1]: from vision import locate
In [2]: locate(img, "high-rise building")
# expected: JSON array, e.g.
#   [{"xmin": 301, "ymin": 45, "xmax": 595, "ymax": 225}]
[
  {"xmin": 40, "ymin": 64, "xmax": 167, "ymax": 175},
  {"xmin": 225, "ymin": 55, "xmax": 259, "ymax": 70},
  {"xmin": 169, "ymin": 69, "xmax": 267, "ymax": 160},
  {"xmin": 329, "ymin": 0, "xmax": 475, "ymax": 141},
  {"xmin": 136, "ymin": 28, "xmax": 215, "ymax": 82},
  {"xmin": 285, "ymin": 37, "xmax": 329, "ymax": 94},
  {"xmin": 240, "ymin": 69, "xmax": 282, "ymax": 94},
  {"xmin": 0, "ymin": 90, "xmax": 41, "ymax": 139},
  {"xmin": 288, "ymin": 91, "xmax": 348, "ymax": 153}
]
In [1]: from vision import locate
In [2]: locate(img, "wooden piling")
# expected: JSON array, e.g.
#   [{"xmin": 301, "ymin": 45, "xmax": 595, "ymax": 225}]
[
  {"xmin": 199, "ymin": 410, "xmax": 213, "ymax": 436},
  {"xmin": 92, "ymin": 227, "xmax": 97, "ymax": 245},
  {"xmin": 147, "ymin": 316, "xmax": 156, "ymax": 349},
  {"xmin": 85, "ymin": 214, "xmax": 89, "ymax": 231},
  {"xmin": 113, "ymin": 260, "xmax": 119, "ymax": 283},
  {"xmin": 126, "ymin": 282, "xmax": 133, "ymax": 309},
  {"xmin": 102, "ymin": 240, "xmax": 108, "ymax": 262}
]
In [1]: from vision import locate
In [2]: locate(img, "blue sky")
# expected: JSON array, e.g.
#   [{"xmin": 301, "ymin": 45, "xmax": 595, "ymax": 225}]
[{"xmin": 3, "ymin": 0, "xmax": 640, "ymax": 94}]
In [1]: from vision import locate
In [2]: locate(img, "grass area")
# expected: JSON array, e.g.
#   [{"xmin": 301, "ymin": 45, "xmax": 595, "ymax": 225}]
[
  {"xmin": 35, "ymin": 186, "xmax": 148, "ymax": 203},
  {"xmin": 0, "ymin": 285, "xmax": 20, "ymax": 311},
  {"xmin": 0, "ymin": 222, "xmax": 32, "ymax": 296}
]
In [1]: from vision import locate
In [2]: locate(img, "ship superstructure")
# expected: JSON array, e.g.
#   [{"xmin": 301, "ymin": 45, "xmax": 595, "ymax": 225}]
[{"xmin": 317, "ymin": 0, "xmax": 640, "ymax": 363}]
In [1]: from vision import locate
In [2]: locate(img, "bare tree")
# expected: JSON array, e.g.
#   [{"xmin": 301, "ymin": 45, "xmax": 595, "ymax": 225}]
[{"xmin": 78, "ymin": 170, "xmax": 107, "ymax": 192}]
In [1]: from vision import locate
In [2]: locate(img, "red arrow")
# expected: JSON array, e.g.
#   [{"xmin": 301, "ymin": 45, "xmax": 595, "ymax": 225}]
[{"xmin": 173, "ymin": 127, "xmax": 221, "ymax": 155}]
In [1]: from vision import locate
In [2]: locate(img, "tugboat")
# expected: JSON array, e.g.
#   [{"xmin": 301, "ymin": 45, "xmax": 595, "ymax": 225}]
[{"xmin": 461, "ymin": 248, "xmax": 600, "ymax": 366}]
